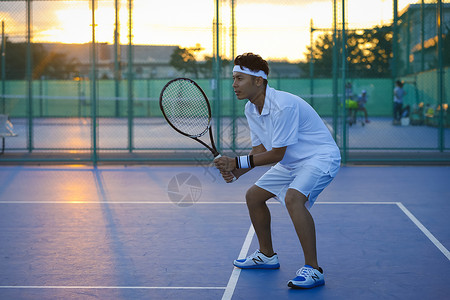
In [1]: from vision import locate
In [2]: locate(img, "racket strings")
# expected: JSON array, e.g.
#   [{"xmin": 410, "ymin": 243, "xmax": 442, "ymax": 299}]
[{"xmin": 161, "ymin": 80, "xmax": 211, "ymax": 137}]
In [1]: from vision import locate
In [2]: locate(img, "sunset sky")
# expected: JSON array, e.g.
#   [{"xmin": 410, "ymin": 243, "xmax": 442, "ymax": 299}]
[{"xmin": 0, "ymin": 0, "xmax": 414, "ymax": 62}]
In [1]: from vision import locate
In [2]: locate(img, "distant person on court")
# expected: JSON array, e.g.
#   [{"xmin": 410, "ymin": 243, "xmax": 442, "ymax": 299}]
[
  {"xmin": 345, "ymin": 82, "xmax": 358, "ymax": 124},
  {"xmin": 214, "ymin": 53, "xmax": 341, "ymax": 289},
  {"xmin": 357, "ymin": 90, "xmax": 370, "ymax": 123},
  {"xmin": 345, "ymin": 82, "xmax": 353, "ymax": 101},
  {"xmin": 393, "ymin": 80, "xmax": 406, "ymax": 124}
]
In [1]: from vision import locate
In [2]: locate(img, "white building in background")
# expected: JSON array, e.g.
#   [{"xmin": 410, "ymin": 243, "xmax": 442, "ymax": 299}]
[
  {"xmin": 40, "ymin": 43, "xmax": 304, "ymax": 80},
  {"xmin": 41, "ymin": 43, "xmax": 180, "ymax": 79}
]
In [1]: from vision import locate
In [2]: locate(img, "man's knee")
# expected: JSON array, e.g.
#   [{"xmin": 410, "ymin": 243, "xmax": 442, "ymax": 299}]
[
  {"xmin": 245, "ymin": 185, "xmax": 273, "ymax": 206},
  {"xmin": 285, "ymin": 189, "xmax": 308, "ymax": 209}
]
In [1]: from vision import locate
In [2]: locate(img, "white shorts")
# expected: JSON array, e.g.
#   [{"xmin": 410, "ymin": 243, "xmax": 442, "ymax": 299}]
[{"xmin": 255, "ymin": 160, "xmax": 339, "ymax": 209}]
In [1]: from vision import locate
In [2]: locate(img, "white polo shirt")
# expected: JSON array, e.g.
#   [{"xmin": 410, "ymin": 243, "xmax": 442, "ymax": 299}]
[{"xmin": 245, "ymin": 85, "xmax": 341, "ymax": 176}]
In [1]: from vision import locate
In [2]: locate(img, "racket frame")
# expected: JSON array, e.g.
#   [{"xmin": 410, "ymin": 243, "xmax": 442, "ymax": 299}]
[{"xmin": 159, "ymin": 77, "xmax": 220, "ymax": 157}]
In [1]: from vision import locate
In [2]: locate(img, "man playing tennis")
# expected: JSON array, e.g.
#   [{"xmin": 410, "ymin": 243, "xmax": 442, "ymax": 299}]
[{"xmin": 214, "ymin": 53, "xmax": 341, "ymax": 289}]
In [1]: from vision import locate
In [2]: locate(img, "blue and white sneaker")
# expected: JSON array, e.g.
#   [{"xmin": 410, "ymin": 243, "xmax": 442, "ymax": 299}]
[
  {"xmin": 233, "ymin": 250, "xmax": 280, "ymax": 269},
  {"xmin": 288, "ymin": 265, "xmax": 325, "ymax": 289}
]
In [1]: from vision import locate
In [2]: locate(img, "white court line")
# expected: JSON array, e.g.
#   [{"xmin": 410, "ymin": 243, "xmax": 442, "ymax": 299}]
[
  {"xmin": 221, "ymin": 224, "xmax": 255, "ymax": 300},
  {"xmin": 321, "ymin": 202, "xmax": 449, "ymax": 261},
  {"xmin": 0, "ymin": 201, "xmax": 448, "ymax": 296},
  {"xmin": 0, "ymin": 286, "xmax": 224, "ymax": 290},
  {"xmin": 0, "ymin": 201, "xmax": 249, "ymax": 204},
  {"xmin": 318, "ymin": 201, "xmax": 400, "ymax": 205},
  {"xmin": 0, "ymin": 201, "xmax": 398, "ymax": 205},
  {"xmin": 219, "ymin": 201, "xmax": 450, "ymax": 300},
  {"xmin": 396, "ymin": 202, "xmax": 450, "ymax": 261}
]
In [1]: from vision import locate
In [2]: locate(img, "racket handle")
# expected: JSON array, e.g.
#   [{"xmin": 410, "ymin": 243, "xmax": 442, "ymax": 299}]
[{"xmin": 214, "ymin": 154, "xmax": 237, "ymax": 183}]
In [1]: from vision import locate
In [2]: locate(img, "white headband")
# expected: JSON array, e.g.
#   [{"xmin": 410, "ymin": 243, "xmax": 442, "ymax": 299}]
[{"xmin": 233, "ymin": 65, "xmax": 268, "ymax": 80}]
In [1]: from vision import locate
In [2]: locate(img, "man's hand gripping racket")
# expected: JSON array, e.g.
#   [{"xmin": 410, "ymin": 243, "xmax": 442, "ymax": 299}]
[{"xmin": 159, "ymin": 78, "xmax": 237, "ymax": 183}]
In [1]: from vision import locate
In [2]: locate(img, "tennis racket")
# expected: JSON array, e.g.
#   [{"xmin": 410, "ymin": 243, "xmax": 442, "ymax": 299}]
[{"xmin": 159, "ymin": 77, "xmax": 236, "ymax": 181}]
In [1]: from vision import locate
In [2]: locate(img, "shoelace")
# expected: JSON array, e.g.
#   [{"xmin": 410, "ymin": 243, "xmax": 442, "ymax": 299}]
[
  {"xmin": 247, "ymin": 250, "xmax": 261, "ymax": 259},
  {"xmin": 297, "ymin": 267, "xmax": 314, "ymax": 278}
]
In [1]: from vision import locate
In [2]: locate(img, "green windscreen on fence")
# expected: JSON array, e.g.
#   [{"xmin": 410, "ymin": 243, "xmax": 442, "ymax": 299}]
[{"xmin": 0, "ymin": 0, "xmax": 448, "ymax": 163}]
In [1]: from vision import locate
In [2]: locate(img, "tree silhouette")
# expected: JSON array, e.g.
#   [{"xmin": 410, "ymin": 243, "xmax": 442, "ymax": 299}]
[
  {"xmin": 302, "ymin": 26, "xmax": 393, "ymax": 78},
  {"xmin": 0, "ymin": 39, "xmax": 79, "ymax": 80},
  {"xmin": 170, "ymin": 46, "xmax": 230, "ymax": 78},
  {"xmin": 169, "ymin": 46, "xmax": 203, "ymax": 78}
]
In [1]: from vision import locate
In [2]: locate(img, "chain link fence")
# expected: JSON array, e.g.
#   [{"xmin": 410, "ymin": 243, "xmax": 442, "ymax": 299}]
[{"xmin": 0, "ymin": 0, "xmax": 449, "ymax": 164}]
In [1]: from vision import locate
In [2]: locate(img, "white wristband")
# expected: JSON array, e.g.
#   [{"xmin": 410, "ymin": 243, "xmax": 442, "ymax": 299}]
[{"xmin": 235, "ymin": 155, "xmax": 254, "ymax": 169}]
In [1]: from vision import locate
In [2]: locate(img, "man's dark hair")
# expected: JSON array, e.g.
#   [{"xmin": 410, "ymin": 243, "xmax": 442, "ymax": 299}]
[{"xmin": 234, "ymin": 53, "xmax": 269, "ymax": 85}]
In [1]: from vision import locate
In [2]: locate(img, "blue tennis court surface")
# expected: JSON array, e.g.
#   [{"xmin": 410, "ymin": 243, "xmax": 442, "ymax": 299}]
[{"xmin": 0, "ymin": 165, "xmax": 449, "ymax": 299}]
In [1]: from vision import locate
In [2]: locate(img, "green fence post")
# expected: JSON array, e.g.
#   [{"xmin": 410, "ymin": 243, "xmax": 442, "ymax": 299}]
[
  {"xmin": 127, "ymin": 0, "xmax": 133, "ymax": 153},
  {"xmin": 309, "ymin": 19, "xmax": 315, "ymax": 108},
  {"xmin": 421, "ymin": 0, "xmax": 425, "ymax": 72},
  {"xmin": 114, "ymin": 0, "xmax": 121, "ymax": 118},
  {"xmin": 91, "ymin": 0, "xmax": 98, "ymax": 165},
  {"xmin": 392, "ymin": 0, "xmax": 398, "ymax": 124},
  {"xmin": 332, "ymin": 0, "xmax": 338, "ymax": 142},
  {"xmin": 406, "ymin": 10, "xmax": 411, "ymax": 75},
  {"xmin": 341, "ymin": 0, "xmax": 347, "ymax": 164},
  {"xmin": 231, "ymin": 0, "xmax": 236, "ymax": 152},
  {"xmin": 437, "ymin": 0, "xmax": 444, "ymax": 151},
  {"xmin": 26, "ymin": 0, "xmax": 33, "ymax": 153},
  {"xmin": 1, "ymin": 20, "xmax": 5, "ymax": 114},
  {"xmin": 214, "ymin": 0, "xmax": 221, "ymax": 152}
]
